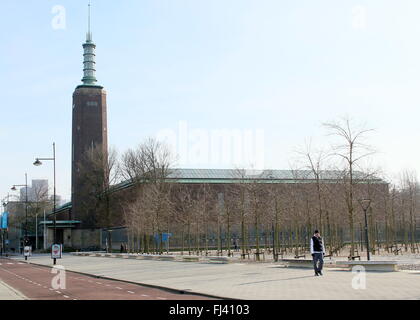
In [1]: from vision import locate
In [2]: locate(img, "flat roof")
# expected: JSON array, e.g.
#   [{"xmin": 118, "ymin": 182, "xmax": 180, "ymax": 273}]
[{"xmin": 53, "ymin": 168, "xmax": 386, "ymax": 213}]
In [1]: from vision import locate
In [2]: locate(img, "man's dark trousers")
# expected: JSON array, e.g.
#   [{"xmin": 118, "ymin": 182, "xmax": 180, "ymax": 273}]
[{"xmin": 313, "ymin": 253, "xmax": 324, "ymax": 274}]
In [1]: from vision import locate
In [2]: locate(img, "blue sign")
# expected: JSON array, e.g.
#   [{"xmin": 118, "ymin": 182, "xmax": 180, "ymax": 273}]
[
  {"xmin": 1, "ymin": 212, "xmax": 8, "ymax": 229},
  {"xmin": 153, "ymin": 233, "xmax": 172, "ymax": 243}
]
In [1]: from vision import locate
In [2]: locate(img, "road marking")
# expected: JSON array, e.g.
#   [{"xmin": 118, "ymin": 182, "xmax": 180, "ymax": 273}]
[
  {"xmin": 127, "ymin": 291, "xmax": 135, "ymax": 294},
  {"xmin": 63, "ymin": 295, "xmax": 70, "ymax": 299},
  {"xmin": 157, "ymin": 297, "xmax": 167, "ymax": 300},
  {"xmin": 7, "ymin": 263, "xmax": 13, "ymax": 265},
  {"xmin": 141, "ymin": 294, "xmax": 149, "ymax": 297},
  {"xmin": 56, "ymin": 291, "xmax": 61, "ymax": 294},
  {"xmin": 115, "ymin": 287, "xmax": 122, "ymax": 290},
  {"xmin": 96, "ymin": 282, "xmax": 102, "ymax": 284}
]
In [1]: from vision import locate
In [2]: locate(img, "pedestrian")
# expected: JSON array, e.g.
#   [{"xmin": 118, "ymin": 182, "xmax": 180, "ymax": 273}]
[
  {"xmin": 310, "ymin": 230, "xmax": 325, "ymax": 276},
  {"xmin": 233, "ymin": 239, "xmax": 238, "ymax": 252},
  {"xmin": 120, "ymin": 243, "xmax": 124, "ymax": 253}
]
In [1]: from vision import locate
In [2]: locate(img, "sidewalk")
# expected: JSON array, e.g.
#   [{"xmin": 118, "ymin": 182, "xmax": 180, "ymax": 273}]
[
  {"xmin": 12, "ymin": 254, "xmax": 420, "ymax": 300},
  {"xmin": 0, "ymin": 280, "xmax": 26, "ymax": 300}
]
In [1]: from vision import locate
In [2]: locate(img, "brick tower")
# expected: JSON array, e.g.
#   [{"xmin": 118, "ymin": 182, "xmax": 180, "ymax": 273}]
[{"xmin": 71, "ymin": 4, "xmax": 108, "ymax": 226}]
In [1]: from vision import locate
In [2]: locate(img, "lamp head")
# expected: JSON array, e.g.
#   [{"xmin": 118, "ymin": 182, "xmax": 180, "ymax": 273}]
[
  {"xmin": 11, "ymin": 186, "xmax": 16, "ymax": 191},
  {"xmin": 359, "ymin": 199, "xmax": 371, "ymax": 211},
  {"xmin": 33, "ymin": 159, "xmax": 42, "ymax": 166}
]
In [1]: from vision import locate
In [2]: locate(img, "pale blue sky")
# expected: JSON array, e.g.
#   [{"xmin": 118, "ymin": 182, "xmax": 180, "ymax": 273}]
[{"xmin": 1, "ymin": 0, "xmax": 420, "ymax": 202}]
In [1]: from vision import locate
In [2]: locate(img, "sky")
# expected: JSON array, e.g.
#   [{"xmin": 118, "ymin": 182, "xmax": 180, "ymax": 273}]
[{"xmin": 1, "ymin": 0, "xmax": 420, "ymax": 203}]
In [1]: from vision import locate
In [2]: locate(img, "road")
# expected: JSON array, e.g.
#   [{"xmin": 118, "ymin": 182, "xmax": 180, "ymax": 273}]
[{"xmin": 0, "ymin": 258, "xmax": 214, "ymax": 300}]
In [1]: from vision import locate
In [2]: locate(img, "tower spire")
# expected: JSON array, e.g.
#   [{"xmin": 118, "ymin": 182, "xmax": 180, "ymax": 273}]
[
  {"xmin": 87, "ymin": 0, "xmax": 92, "ymax": 41},
  {"xmin": 81, "ymin": 0, "xmax": 99, "ymax": 86}
]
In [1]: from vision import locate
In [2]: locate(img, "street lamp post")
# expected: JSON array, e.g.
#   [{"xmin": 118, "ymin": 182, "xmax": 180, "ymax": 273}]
[
  {"xmin": 34, "ymin": 142, "xmax": 57, "ymax": 265},
  {"xmin": 359, "ymin": 199, "xmax": 372, "ymax": 261},
  {"xmin": 11, "ymin": 173, "xmax": 29, "ymax": 261}
]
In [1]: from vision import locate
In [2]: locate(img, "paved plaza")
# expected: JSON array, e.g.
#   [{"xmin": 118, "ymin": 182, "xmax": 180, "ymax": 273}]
[
  {"xmin": 11, "ymin": 254, "xmax": 420, "ymax": 300},
  {"xmin": 0, "ymin": 279, "xmax": 26, "ymax": 300}
]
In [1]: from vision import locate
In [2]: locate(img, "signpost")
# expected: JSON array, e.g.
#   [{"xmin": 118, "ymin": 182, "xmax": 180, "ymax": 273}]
[
  {"xmin": 51, "ymin": 244, "xmax": 62, "ymax": 260},
  {"xmin": 1, "ymin": 212, "xmax": 8, "ymax": 230},
  {"xmin": 0, "ymin": 213, "xmax": 7, "ymax": 256}
]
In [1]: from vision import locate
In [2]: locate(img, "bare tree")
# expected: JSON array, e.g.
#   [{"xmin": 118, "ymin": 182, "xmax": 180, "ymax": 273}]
[
  {"xmin": 323, "ymin": 117, "xmax": 375, "ymax": 258},
  {"xmin": 399, "ymin": 170, "xmax": 419, "ymax": 253},
  {"xmin": 120, "ymin": 138, "xmax": 174, "ymax": 254}
]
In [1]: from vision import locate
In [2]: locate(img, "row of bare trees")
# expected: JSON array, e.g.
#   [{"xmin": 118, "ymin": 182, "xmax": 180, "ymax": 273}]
[{"xmin": 79, "ymin": 118, "xmax": 419, "ymax": 257}]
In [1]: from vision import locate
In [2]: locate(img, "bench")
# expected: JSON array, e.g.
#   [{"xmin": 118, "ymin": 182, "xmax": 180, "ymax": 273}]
[
  {"xmin": 330, "ymin": 247, "xmax": 341, "ymax": 256},
  {"xmin": 138, "ymin": 255, "xmax": 156, "ymax": 260},
  {"xmin": 157, "ymin": 255, "xmax": 176, "ymax": 261},
  {"xmin": 280, "ymin": 259, "xmax": 314, "ymax": 268},
  {"xmin": 240, "ymin": 252, "xmax": 250, "ymax": 259},
  {"xmin": 208, "ymin": 256, "xmax": 230, "ymax": 264},
  {"xmin": 254, "ymin": 251, "xmax": 265, "ymax": 261},
  {"xmin": 182, "ymin": 256, "xmax": 200, "ymax": 262},
  {"xmin": 336, "ymin": 260, "xmax": 398, "ymax": 272}
]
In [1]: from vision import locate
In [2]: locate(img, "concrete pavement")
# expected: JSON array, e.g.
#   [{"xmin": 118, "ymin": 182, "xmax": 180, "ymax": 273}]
[
  {"xmin": 0, "ymin": 279, "xmax": 26, "ymax": 300},
  {"xmin": 11, "ymin": 254, "xmax": 420, "ymax": 300}
]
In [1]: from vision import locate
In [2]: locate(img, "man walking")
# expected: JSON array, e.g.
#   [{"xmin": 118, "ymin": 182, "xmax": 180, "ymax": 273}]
[{"xmin": 310, "ymin": 230, "xmax": 325, "ymax": 276}]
